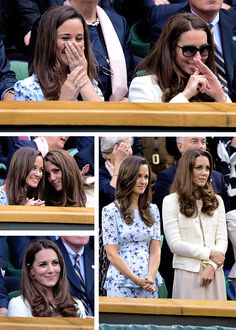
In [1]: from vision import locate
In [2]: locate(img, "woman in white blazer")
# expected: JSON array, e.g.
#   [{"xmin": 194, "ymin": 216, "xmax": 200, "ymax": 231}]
[
  {"xmin": 163, "ymin": 149, "xmax": 228, "ymax": 300},
  {"xmin": 128, "ymin": 13, "xmax": 231, "ymax": 104}
]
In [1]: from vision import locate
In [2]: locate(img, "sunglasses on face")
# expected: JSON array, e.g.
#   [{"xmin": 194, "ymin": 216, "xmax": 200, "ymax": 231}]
[{"xmin": 176, "ymin": 44, "xmax": 211, "ymax": 57}]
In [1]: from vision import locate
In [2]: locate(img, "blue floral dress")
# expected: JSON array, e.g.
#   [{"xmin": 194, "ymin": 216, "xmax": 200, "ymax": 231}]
[
  {"xmin": 102, "ymin": 202, "xmax": 161, "ymax": 297},
  {"xmin": 14, "ymin": 74, "xmax": 104, "ymax": 100}
]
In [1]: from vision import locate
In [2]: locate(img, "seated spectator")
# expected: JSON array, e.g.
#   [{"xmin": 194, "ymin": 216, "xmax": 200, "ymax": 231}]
[
  {"xmin": 22, "ymin": 0, "xmax": 133, "ymax": 101},
  {"xmin": 102, "ymin": 155, "xmax": 161, "ymax": 297},
  {"xmin": 0, "ymin": 147, "xmax": 45, "ymax": 206},
  {"xmin": 137, "ymin": 0, "xmax": 236, "ymax": 101},
  {"xmin": 56, "ymin": 236, "xmax": 94, "ymax": 316},
  {"xmin": 7, "ymin": 239, "xmax": 86, "ymax": 317},
  {"xmin": 163, "ymin": 149, "xmax": 228, "ymax": 300},
  {"xmin": 44, "ymin": 149, "xmax": 87, "ymax": 207},
  {"xmin": 0, "ymin": 0, "xmax": 29, "ymax": 60},
  {"xmin": 14, "ymin": 6, "xmax": 103, "ymax": 101},
  {"xmin": 65, "ymin": 137, "xmax": 94, "ymax": 176},
  {"xmin": 129, "ymin": 13, "xmax": 231, "ymax": 103},
  {"xmin": 0, "ymin": 39, "xmax": 17, "ymax": 100}
]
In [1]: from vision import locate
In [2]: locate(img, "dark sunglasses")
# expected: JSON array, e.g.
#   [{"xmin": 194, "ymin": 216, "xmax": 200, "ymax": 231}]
[{"xmin": 176, "ymin": 44, "xmax": 211, "ymax": 57}]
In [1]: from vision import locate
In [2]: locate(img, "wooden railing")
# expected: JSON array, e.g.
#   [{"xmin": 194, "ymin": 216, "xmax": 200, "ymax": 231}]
[
  {"xmin": 99, "ymin": 296, "xmax": 236, "ymax": 327},
  {"xmin": 0, "ymin": 101, "xmax": 236, "ymax": 128},
  {"xmin": 0, "ymin": 317, "xmax": 94, "ymax": 330},
  {"xmin": 0, "ymin": 206, "xmax": 94, "ymax": 229}
]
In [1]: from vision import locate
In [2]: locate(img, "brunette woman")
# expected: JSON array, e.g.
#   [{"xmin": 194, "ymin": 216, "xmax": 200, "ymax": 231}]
[
  {"xmin": 129, "ymin": 13, "xmax": 231, "ymax": 103},
  {"xmin": 7, "ymin": 239, "xmax": 86, "ymax": 317},
  {"xmin": 14, "ymin": 6, "xmax": 103, "ymax": 101},
  {"xmin": 44, "ymin": 149, "xmax": 86, "ymax": 207},
  {"xmin": 163, "ymin": 149, "xmax": 228, "ymax": 299},
  {"xmin": 0, "ymin": 147, "xmax": 45, "ymax": 206},
  {"xmin": 102, "ymin": 155, "xmax": 161, "ymax": 297}
]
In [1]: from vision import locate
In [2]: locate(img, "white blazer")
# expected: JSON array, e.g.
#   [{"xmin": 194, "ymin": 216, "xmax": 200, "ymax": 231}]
[
  {"xmin": 7, "ymin": 295, "xmax": 86, "ymax": 318},
  {"xmin": 162, "ymin": 192, "xmax": 228, "ymax": 273},
  {"xmin": 128, "ymin": 74, "xmax": 232, "ymax": 103}
]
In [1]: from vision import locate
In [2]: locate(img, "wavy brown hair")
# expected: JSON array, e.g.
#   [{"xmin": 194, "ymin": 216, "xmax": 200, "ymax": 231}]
[
  {"xmin": 44, "ymin": 149, "xmax": 86, "ymax": 206},
  {"xmin": 171, "ymin": 149, "xmax": 219, "ymax": 217},
  {"xmin": 32, "ymin": 6, "xmax": 97, "ymax": 100},
  {"xmin": 115, "ymin": 156, "xmax": 155, "ymax": 227},
  {"xmin": 21, "ymin": 239, "xmax": 78, "ymax": 317},
  {"xmin": 5, "ymin": 147, "xmax": 44, "ymax": 205},
  {"xmin": 137, "ymin": 12, "xmax": 215, "ymax": 102}
]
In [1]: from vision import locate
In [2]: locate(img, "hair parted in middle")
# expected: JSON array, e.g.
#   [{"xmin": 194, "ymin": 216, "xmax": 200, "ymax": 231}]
[
  {"xmin": 5, "ymin": 147, "xmax": 44, "ymax": 205},
  {"xmin": 32, "ymin": 5, "xmax": 97, "ymax": 100},
  {"xmin": 171, "ymin": 148, "xmax": 219, "ymax": 217},
  {"xmin": 44, "ymin": 149, "xmax": 86, "ymax": 206},
  {"xmin": 21, "ymin": 239, "xmax": 78, "ymax": 317},
  {"xmin": 137, "ymin": 12, "xmax": 215, "ymax": 102},
  {"xmin": 115, "ymin": 155, "xmax": 155, "ymax": 227}
]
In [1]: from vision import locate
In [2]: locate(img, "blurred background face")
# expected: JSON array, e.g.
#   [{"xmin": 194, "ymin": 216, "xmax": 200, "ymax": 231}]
[
  {"xmin": 61, "ymin": 236, "xmax": 90, "ymax": 250},
  {"xmin": 177, "ymin": 137, "xmax": 207, "ymax": 154},
  {"xmin": 44, "ymin": 136, "xmax": 69, "ymax": 150},
  {"xmin": 190, "ymin": 0, "xmax": 223, "ymax": 18},
  {"xmin": 25, "ymin": 156, "xmax": 44, "ymax": 188}
]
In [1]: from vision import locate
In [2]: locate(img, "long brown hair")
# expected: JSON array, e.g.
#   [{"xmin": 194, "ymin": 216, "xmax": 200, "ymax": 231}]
[
  {"xmin": 115, "ymin": 156, "xmax": 155, "ymax": 227},
  {"xmin": 137, "ymin": 12, "xmax": 215, "ymax": 102},
  {"xmin": 44, "ymin": 149, "xmax": 86, "ymax": 206},
  {"xmin": 21, "ymin": 239, "xmax": 78, "ymax": 317},
  {"xmin": 171, "ymin": 149, "xmax": 219, "ymax": 217},
  {"xmin": 32, "ymin": 6, "xmax": 97, "ymax": 100},
  {"xmin": 5, "ymin": 147, "xmax": 44, "ymax": 205}
]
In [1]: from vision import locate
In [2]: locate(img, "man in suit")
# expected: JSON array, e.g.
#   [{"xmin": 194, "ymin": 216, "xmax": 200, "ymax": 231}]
[
  {"xmin": 153, "ymin": 136, "xmax": 229, "ymax": 297},
  {"xmin": 138, "ymin": 0, "xmax": 236, "ymax": 101},
  {"xmin": 56, "ymin": 236, "xmax": 94, "ymax": 316}
]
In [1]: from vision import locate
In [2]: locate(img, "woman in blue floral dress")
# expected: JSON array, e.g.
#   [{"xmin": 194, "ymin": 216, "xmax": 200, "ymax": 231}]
[
  {"xmin": 14, "ymin": 6, "xmax": 103, "ymax": 101},
  {"xmin": 102, "ymin": 155, "xmax": 161, "ymax": 297}
]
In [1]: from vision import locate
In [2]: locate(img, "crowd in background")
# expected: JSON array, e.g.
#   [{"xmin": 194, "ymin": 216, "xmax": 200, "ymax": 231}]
[
  {"xmin": 99, "ymin": 136, "xmax": 236, "ymax": 301},
  {"xmin": 0, "ymin": 0, "xmax": 236, "ymax": 102}
]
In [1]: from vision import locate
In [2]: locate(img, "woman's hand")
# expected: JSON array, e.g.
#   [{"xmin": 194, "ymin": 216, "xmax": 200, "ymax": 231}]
[
  {"xmin": 25, "ymin": 198, "xmax": 45, "ymax": 206},
  {"xmin": 210, "ymin": 249, "xmax": 225, "ymax": 267},
  {"xmin": 192, "ymin": 58, "xmax": 227, "ymax": 102},
  {"xmin": 136, "ymin": 276, "xmax": 156, "ymax": 292},
  {"xmin": 200, "ymin": 264, "xmax": 215, "ymax": 287},
  {"xmin": 59, "ymin": 66, "xmax": 89, "ymax": 100},
  {"xmin": 182, "ymin": 68, "xmax": 208, "ymax": 100},
  {"xmin": 143, "ymin": 276, "xmax": 157, "ymax": 292},
  {"xmin": 65, "ymin": 41, "xmax": 88, "ymax": 73}
]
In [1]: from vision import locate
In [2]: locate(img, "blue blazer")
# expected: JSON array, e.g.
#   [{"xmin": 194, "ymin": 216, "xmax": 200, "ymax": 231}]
[{"xmin": 56, "ymin": 238, "xmax": 94, "ymax": 314}]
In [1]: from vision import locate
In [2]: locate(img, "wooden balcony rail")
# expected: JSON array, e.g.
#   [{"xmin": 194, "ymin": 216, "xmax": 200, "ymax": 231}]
[
  {"xmin": 99, "ymin": 296, "xmax": 236, "ymax": 327},
  {"xmin": 0, "ymin": 317, "xmax": 94, "ymax": 330},
  {"xmin": 0, "ymin": 206, "xmax": 94, "ymax": 230},
  {"xmin": 0, "ymin": 101, "xmax": 236, "ymax": 128}
]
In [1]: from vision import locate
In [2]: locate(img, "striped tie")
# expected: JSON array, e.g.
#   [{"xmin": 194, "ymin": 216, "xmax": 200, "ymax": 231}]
[
  {"xmin": 209, "ymin": 24, "xmax": 228, "ymax": 94},
  {"xmin": 74, "ymin": 254, "xmax": 89, "ymax": 315}
]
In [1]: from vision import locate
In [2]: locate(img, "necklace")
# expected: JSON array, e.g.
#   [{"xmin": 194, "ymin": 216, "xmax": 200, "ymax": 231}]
[{"xmin": 86, "ymin": 18, "xmax": 100, "ymax": 26}]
